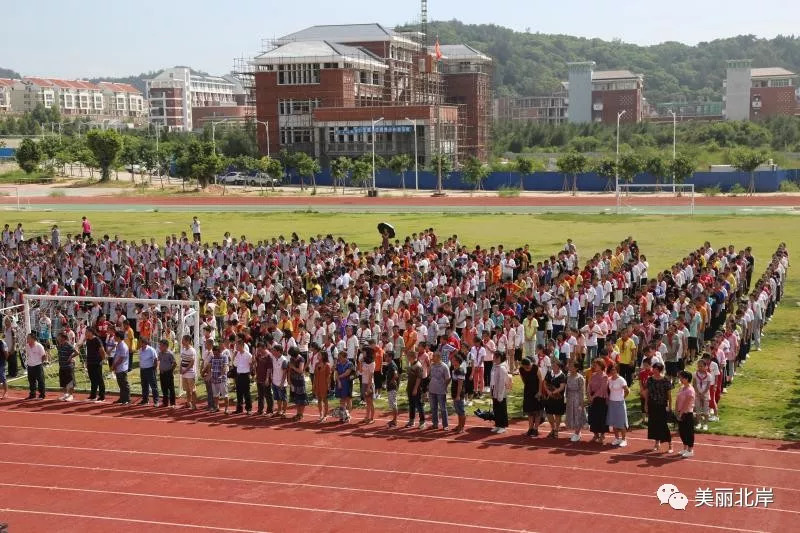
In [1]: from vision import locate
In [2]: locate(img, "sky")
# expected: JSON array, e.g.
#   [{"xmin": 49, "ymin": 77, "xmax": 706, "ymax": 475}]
[{"xmin": 2, "ymin": 0, "xmax": 798, "ymax": 79}]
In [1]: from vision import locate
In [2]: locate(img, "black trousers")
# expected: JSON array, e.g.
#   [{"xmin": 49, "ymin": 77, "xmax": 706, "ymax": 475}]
[
  {"xmin": 619, "ymin": 363, "xmax": 635, "ymax": 388},
  {"xmin": 160, "ymin": 371, "xmax": 176, "ymax": 405},
  {"xmin": 87, "ymin": 363, "xmax": 105, "ymax": 399},
  {"xmin": 236, "ymin": 373, "xmax": 252, "ymax": 412},
  {"xmin": 257, "ymin": 382, "xmax": 273, "ymax": 413},
  {"xmin": 115, "ymin": 371, "xmax": 130, "ymax": 403},
  {"xmin": 140, "ymin": 367, "xmax": 159, "ymax": 402},
  {"xmin": 678, "ymin": 412, "xmax": 695, "ymax": 448},
  {"xmin": 27, "ymin": 364, "xmax": 45, "ymax": 397},
  {"xmin": 7, "ymin": 350, "xmax": 18, "ymax": 377},
  {"xmin": 492, "ymin": 397, "xmax": 509, "ymax": 428}
]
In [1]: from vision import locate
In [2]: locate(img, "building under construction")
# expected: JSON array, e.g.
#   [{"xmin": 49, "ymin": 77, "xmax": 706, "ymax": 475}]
[{"xmin": 234, "ymin": 22, "xmax": 492, "ymax": 167}]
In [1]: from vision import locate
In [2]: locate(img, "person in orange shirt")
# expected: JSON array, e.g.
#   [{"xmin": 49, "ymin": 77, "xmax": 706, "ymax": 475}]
[
  {"xmin": 138, "ymin": 310, "xmax": 153, "ymax": 343},
  {"xmin": 403, "ymin": 326, "xmax": 417, "ymax": 360}
]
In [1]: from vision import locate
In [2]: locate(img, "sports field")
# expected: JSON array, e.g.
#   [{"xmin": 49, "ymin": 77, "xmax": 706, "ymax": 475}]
[
  {"xmin": 7, "ymin": 210, "xmax": 800, "ymax": 441},
  {"xmin": 2, "ymin": 207, "xmax": 799, "ymax": 532}
]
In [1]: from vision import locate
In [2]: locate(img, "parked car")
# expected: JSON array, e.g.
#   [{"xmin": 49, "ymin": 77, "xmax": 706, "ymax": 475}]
[
  {"xmin": 245, "ymin": 173, "xmax": 281, "ymax": 187},
  {"xmin": 216, "ymin": 172, "xmax": 245, "ymax": 185}
]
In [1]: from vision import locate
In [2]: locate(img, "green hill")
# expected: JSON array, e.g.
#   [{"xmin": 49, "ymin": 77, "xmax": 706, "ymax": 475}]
[{"xmin": 410, "ymin": 20, "xmax": 800, "ymax": 104}]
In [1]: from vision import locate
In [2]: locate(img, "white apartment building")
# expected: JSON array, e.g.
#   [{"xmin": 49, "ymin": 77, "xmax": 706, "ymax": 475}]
[
  {"xmin": 98, "ymin": 82, "xmax": 145, "ymax": 119},
  {"xmin": 146, "ymin": 66, "xmax": 247, "ymax": 131},
  {"xmin": 0, "ymin": 78, "xmax": 15, "ymax": 112}
]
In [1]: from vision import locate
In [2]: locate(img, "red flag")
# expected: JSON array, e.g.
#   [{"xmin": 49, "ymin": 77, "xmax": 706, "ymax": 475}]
[{"xmin": 435, "ymin": 39, "xmax": 442, "ymax": 61}]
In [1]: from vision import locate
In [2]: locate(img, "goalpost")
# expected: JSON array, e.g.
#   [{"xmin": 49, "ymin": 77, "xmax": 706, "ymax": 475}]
[
  {"xmin": 0, "ymin": 186, "xmax": 21, "ymax": 211},
  {"xmin": 19, "ymin": 294, "xmax": 201, "ymax": 396},
  {"xmin": 615, "ymin": 183, "xmax": 695, "ymax": 215}
]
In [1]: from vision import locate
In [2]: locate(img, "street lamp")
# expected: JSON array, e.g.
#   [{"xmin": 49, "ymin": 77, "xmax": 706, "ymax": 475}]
[
  {"xmin": 615, "ymin": 109, "xmax": 627, "ymax": 192},
  {"xmin": 668, "ymin": 109, "xmax": 677, "ymax": 191},
  {"xmin": 405, "ymin": 117, "xmax": 419, "ymax": 190},
  {"xmin": 210, "ymin": 118, "xmax": 230, "ymax": 153},
  {"xmin": 371, "ymin": 117, "xmax": 384, "ymax": 191},
  {"xmin": 255, "ymin": 119, "xmax": 270, "ymax": 157}
]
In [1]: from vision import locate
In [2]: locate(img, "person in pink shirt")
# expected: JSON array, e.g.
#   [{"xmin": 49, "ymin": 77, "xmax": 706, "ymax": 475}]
[
  {"xmin": 81, "ymin": 216, "xmax": 92, "ymax": 240},
  {"xmin": 676, "ymin": 370, "xmax": 696, "ymax": 458}
]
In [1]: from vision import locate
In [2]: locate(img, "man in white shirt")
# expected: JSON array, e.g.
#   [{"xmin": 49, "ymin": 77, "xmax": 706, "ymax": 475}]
[
  {"xmin": 270, "ymin": 345, "xmax": 290, "ymax": 417},
  {"xmin": 24, "ymin": 333, "xmax": 48, "ymax": 399},
  {"xmin": 232, "ymin": 339, "xmax": 253, "ymax": 414}
]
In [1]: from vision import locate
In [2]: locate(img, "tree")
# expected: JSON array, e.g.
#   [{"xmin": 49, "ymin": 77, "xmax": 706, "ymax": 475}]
[
  {"xmin": 295, "ymin": 153, "xmax": 321, "ymax": 194},
  {"xmin": 279, "ymin": 150, "xmax": 304, "ymax": 190},
  {"xmin": 617, "ymin": 153, "xmax": 644, "ymax": 187},
  {"xmin": 515, "ymin": 156, "xmax": 543, "ymax": 190},
  {"xmin": 330, "ymin": 156, "xmax": 353, "ymax": 193},
  {"xmin": 555, "ymin": 151, "xmax": 587, "ymax": 195},
  {"xmin": 86, "ymin": 129, "xmax": 123, "ymax": 182},
  {"xmin": 668, "ymin": 153, "xmax": 696, "ymax": 195},
  {"xmin": 175, "ymin": 139, "xmax": 223, "ymax": 189},
  {"xmin": 139, "ymin": 139, "xmax": 157, "ymax": 184},
  {"xmin": 462, "ymin": 155, "xmax": 490, "ymax": 191},
  {"xmin": 592, "ymin": 156, "xmax": 617, "ymax": 191},
  {"xmin": 387, "ymin": 154, "xmax": 413, "ymax": 190},
  {"xmin": 428, "ymin": 152, "xmax": 453, "ymax": 192},
  {"xmin": 643, "ymin": 153, "xmax": 669, "ymax": 190},
  {"xmin": 120, "ymin": 136, "xmax": 142, "ymax": 181},
  {"xmin": 15, "ymin": 138, "xmax": 42, "ymax": 174},
  {"xmin": 729, "ymin": 147, "xmax": 770, "ymax": 195},
  {"xmin": 351, "ymin": 159, "xmax": 372, "ymax": 190}
]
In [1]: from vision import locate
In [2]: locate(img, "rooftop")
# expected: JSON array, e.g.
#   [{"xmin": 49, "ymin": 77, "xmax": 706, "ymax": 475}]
[
  {"xmin": 592, "ymin": 70, "xmax": 641, "ymax": 81},
  {"xmin": 253, "ymin": 40, "xmax": 386, "ymax": 69},
  {"xmin": 751, "ymin": 67, "xmax": 795, "ymax": 78},
  {"xmin": 23, "ymin": 77, "xmax": 100, "ymax": 90},
  {"xmin": 0, "ymin": 78, "xmax": 18, "ymax": 88},
  {"xmin": 276, "ymin": 23, "xmax": 417, "ymax": 46},
  {"xmin": 98, "ymin": 82, "xmax": 141, "ymax": 94},
  {"xmin": 438, "ymin": 44, "xmax": 491, "ymax": 62}
]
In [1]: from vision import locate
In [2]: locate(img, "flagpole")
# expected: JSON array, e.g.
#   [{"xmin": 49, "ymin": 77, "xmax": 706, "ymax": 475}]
[{"xmin": 434, "ymin": 36, "xmax": 445, "ymax": 196}]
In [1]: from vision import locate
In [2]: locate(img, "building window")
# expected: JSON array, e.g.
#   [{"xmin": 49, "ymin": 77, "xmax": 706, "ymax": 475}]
[
  {"xmin": 279, "ymin": 127, "xmax": 312, "ymax": 145},
  {"xmin": 277, "ymin": 63, "xmax": 320, "ymax": 85},
  {"xmin": 278, "ymin": 99, "xmax": 320, "ymax": 115},
  {"xmin": 770, "ymin": 78, "xmax": 790, "ymax": 87}
]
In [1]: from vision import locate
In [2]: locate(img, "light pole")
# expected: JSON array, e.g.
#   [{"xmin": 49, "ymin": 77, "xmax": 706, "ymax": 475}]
[
  {"xmin": 668, "ymin": 109, "xmax": 676, "ymax": 191},
  {"xmin": 210, "ymin": 118, "xmax": 230, "ymax": 153},
  {"xmin": 615, "ymin": 109, "xmax": 627, "ymax": 191},
  {"xmin": 405, "ymin": 117, "xmax": 419, "ymax": 190},
  {"xmin": 371, "ymin": 117, "xmax": 384, "ymax": 191},
  {"xmin": 255, "ymin": 119, "xmax": 270, "ymax": 157}
]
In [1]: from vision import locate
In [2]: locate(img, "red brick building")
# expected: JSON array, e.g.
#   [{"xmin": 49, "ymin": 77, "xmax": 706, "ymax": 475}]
[
  {"xmin": 590, "ymin": 70, "xmax": 644, "ymax": 124},
  {"xmin": 749, "ymin": 68, "xmax": 798, "ymax": 120},
  {"xmin": 250, "ymin": 24, "xmax": 491, "ymax": 165}
]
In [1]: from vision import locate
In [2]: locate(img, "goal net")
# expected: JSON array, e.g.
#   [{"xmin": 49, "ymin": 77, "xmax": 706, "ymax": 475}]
[
  {"xmin": 615, "ymin": 183, "xmax": 695, "ymax": 215},
  {"xmin": 10, "ymin": 294, "xmax": 201, "ymax": 397}
]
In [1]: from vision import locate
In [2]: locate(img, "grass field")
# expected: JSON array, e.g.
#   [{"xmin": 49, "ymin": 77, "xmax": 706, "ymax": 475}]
[{"xmin": 6, "ymin": 210, "xmax": 800, "ymax": 440}]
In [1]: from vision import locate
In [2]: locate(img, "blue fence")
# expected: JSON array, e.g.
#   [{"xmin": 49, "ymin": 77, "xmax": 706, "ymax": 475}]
[
  {"xmin": 0, "ymin": 147, "xmax": 15, "ymax": 161},
  {"xmin": 284, "ymin": 168, "xmax": 800, "ymax": 193}
]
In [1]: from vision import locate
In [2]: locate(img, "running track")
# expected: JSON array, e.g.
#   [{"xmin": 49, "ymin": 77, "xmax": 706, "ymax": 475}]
[
  {"xmin": 0, "ymin": 392, "xmax": 797, "ymax": 532},
  {"xmin": 2, "ymin": 193, "xmax": 800, "ymax": 214}
]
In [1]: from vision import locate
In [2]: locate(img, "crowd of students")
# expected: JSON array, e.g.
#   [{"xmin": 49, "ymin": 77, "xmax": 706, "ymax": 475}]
[{"xmin": 0, "ymin": 219, "xmax": 789, "ymax": 459}]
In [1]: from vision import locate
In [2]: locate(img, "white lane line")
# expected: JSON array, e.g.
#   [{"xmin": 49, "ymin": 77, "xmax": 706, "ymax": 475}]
[
  {"xmin": 0, "ymin": 482, "xmax": 529, "ymax": 532},
  {"xmin": 4, "ymin": 459, "xmax": 797, "ymax": 517},
  {"xmin": 2, "ymin": 423, "xmax": 798, "ymax": 493},
  {"xmin": 1, "ymin": 403, "xmax": 796, "ymax": 456},
  {"xmin": 1, "ymin": 407, "xmax": 797, "ymax": 475},
  {"xmin": 0, "ymin": 508, "xmax": 268, "ymax": 532},
  {"xmin": 0, "ymin": 482, "xmax": 768, "ymax": 533}
]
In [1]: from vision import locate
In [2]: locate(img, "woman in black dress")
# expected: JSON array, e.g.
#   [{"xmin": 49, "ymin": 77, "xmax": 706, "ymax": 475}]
[
  {"xmin": 645, "ymin": 362, "xmax": 674, "ymax": 453},
  {"xmin": 519, "ymin": 357, "xmax": 544, "ymax": 437},
  {"xmin": 543, "ymin": 359, "xmax": 567, "ymax": 438}
]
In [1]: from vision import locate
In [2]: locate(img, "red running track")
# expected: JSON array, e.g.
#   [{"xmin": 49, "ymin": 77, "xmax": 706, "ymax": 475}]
[
  {"xmin": 0, "ymin": 391, "xmax": 797, "ymax": 533},
  {"xmin": 1, "ymin": 194, "xmax": 800, "ymax": 207}
]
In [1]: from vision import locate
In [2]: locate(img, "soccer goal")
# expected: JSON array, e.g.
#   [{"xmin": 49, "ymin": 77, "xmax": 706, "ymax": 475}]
[
  {"xmin": 0, "ymin": 186, "xmax": 21, "ymax": 211},
  {"xmin": 18, "ymin": 294, "xmax": 201, "ymax": 396},
  {"xmin": 615, "ymin": 183, "xmax": 695, "ymax": 215}
]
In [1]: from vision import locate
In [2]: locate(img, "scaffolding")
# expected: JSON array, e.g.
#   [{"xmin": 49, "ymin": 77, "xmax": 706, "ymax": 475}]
[{"xmin": 232, "ymin": 27, "xmax": 488, "ymax": 166}]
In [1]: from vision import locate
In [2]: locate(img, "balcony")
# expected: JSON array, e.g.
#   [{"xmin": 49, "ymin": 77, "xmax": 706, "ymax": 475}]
[{"xmin": 592, "ymin": 102, "xmax": 603, "ymax": 111}]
